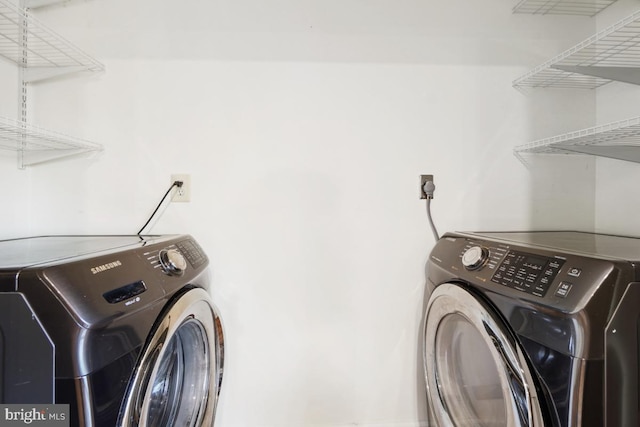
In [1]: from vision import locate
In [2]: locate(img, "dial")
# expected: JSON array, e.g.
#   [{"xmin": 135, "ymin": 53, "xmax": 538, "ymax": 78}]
[
  {"xmin": 159, "ymin": 249, "xmax": 187, "ymax": 275},
  {"xmin": 462, "ymin": 246, "xmax": 489, "ymax": 271}
]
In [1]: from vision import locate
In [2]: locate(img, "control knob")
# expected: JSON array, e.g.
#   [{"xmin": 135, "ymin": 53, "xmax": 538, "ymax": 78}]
[
  {"xmin": 159, "ymin": 249, "xmax": 187, "ymax": 276},
  {"xmin": 462, "ymin": 246, "xmax": 489, "ymax": 271}
]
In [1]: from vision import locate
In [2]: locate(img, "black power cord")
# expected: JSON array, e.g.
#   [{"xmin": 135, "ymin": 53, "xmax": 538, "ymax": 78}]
[{"xmin": 137, "ymin": 180, "xmax": 183, "ymax": 236}]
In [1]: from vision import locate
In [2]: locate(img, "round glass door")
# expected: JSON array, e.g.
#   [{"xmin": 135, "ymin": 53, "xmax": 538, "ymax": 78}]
[
  {"xmin": 423, "ymin": 283, "xmax": 543, "ymax": 427},
  {"xmin": 119, "ymin": 287, "xmax": 224, "ymax": 427},
  {"xmin": 146, "ymin": 318, "xmax": 209, "ymax": 425}
]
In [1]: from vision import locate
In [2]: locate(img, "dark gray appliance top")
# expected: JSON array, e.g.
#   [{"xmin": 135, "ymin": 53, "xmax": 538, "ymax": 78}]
[
  {"xmin": 467, "ymin": 230, "xmax": 640, "ymax": 262},
  {"xmin": 0, "ymin": 234, "xmax": 211, "ymax": 378},
  {"xmin": 0, "ymin": 235, "xmax": 169, "ymax": 269}
]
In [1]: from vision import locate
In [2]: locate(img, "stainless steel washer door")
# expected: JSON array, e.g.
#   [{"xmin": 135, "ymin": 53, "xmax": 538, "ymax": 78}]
[
  {"xmin": 119, "ymin": 287, "xmax": 224, "ymax": 427},
  {"xmin": 423, "ymin": 283, "xmax": 544, "ymax": 427}
]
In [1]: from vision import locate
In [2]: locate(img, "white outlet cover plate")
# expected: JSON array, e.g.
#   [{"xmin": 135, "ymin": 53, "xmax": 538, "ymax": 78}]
[{"xmin": 171, "ymin": 174, "xmax": 191, "ymax": 202}]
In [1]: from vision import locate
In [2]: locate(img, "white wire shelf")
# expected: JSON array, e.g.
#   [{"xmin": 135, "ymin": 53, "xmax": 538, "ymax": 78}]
[
  {"xmin": 514, "ymin": 116, "xmax": 640, "ymax": 163},
  {"xmin": 0, "ymin": 115, "xmax": 103, "ymax": 167},
  {"xmin": 0, "ymin": 0, "xmax": 104, "ymax": 82},
  {"xmin": 513, "ymin": 9, "xmax": 640, "ymax": 89},
  {"xmin": 513, "ymin": 0, "xmax": 618, "ymax": 16}
]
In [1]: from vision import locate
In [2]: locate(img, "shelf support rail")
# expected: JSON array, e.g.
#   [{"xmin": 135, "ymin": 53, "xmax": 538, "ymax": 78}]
[{"xmin": 18, "ymin": 0, "xmax": 28, "ymax": 169}]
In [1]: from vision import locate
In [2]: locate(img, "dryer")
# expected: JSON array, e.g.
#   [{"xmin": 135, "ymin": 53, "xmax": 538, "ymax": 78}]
[
  {"xmin": 423, "ymin": 231, "xmax": 640, "ymax": 427},
  {"xmin": 0, "ymin": 234, "xmax": 224, "ymax": 426}
]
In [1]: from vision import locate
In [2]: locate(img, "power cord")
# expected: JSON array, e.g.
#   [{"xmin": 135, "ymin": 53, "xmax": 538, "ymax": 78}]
[
  {"xmin": 423, "ymin": 179, "xmax": 440, "ymax": 241},
  {"xmin": 137, "ymin": 180, "xmax": 183, "ymax": 236}
]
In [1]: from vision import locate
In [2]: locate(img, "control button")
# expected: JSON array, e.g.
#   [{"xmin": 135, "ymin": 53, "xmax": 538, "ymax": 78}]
[
  {"xmin": 568, "ymin": 267, "xmax": 582, "ymax": 278},
  {"xmin": 176, "ymin": 240, "xmax": 207, "ymax": 268},
  {"xmin": 159, "ymin": 248, "xmax": 187, "ymax": 276},
  {"xmin": 555, "ymin": 282, "xmax": 573, "ymax": 298},
  {"xmin": 462, "ymin": 246, "xmax": 489, "ymax": 270}
]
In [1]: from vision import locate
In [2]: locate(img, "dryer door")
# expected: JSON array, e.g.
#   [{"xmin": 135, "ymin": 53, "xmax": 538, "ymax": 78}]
[
  {"xmin": 118, "ymin": 287, "xmax": 224, "ymax": 427},
  {"xmin": 424, "ymin": 283, "xmax": 544, "ymax": 427}
]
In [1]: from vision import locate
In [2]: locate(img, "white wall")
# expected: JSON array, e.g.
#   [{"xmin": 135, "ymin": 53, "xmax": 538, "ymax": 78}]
[
  {"xmin": 0, "ymin": 1, "xmax": 596, "ymax": 426},
  {"xmin": 0, "ymin": 55, "xmax": 33, "ymax": 238},
  {"xmin": 594, "ymin": 0, "xmax": 640, "ymax": 237}
]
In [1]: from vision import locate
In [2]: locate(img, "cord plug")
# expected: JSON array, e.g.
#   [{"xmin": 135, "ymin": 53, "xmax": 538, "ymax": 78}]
[
  {"xmin": 423, "ymin": 180, "xmax": 435, "ymax": 199},
  {"xmin": 420, "ymin": 174, "xmax": 436, "ymax": 199},
  {"xmin": 420, "ymin": 174, "xmax": 439, "ymax": 241},
  {"xmin": 174, "ymin": 180, "xmax": 184, "ymax": 188}
]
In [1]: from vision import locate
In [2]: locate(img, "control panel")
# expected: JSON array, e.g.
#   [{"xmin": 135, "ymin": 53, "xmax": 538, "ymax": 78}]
[
  {"xmin": 491, "ymin": 251, "xmax": 564, "ymax": 297},
  {"xmin": 144, "ymin": 239, "xmax": 208, "ymax": 276},
  {"xmin": 430, "ymin": 233, "xmax": 622, "ymax": 313},
  {"xmin": 459, "ymin": 241, "xmax": 566, "ymax": 298}
]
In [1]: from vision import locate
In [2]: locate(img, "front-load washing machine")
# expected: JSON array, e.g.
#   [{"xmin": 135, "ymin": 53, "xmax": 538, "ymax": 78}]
[
  {"xmin": 0, "ymin": 234, "xmax": 224, "ymax": 426},
  {"xmin": 423, "ymin": 231, "xmax": 640, "ymax": 427}
]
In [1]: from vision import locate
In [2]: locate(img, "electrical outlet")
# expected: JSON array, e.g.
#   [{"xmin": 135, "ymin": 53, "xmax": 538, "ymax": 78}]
[
  {"xmin": 420, "ymin": 174, "xmax": 434, "ymax": 199},
  {"xmin": 171, "ymin": 174, "xmax": 191, "ymax": 203}
]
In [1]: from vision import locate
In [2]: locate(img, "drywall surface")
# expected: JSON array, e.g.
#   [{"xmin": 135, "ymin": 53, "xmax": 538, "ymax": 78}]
[
  {"xmin": 0, "ymin": 0, "xmax": 596, "ymax": 425},
  {"xmin": 0, "ymin": 55, "xmax": 32, "ymax": 238},
  {"xmin": 594, "ymin": 0, "xmax": 640, "ymax": 237}
]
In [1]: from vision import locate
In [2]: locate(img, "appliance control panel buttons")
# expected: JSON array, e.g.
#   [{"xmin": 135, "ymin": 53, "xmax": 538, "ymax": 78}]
[
  {"xmin": 159, "ymin": 248, "xmax": 187, "ymax": 276},
  {"xmin": 462, "ymin": 246, "xmax": 489, "ymax": 270},
  {"xmin": 567, "ymin": 267, "xmax": 582, "ymax": 277},
  {"xmin": 176, "ymin": 239, "xmax": 207, "ymax": 268},
  {"xmin": 555, "ymin": 281, "xmax": 573, "ymax": 298},
  {"xmin": 491, "ymin": 251, "xmax": 565, "ymax": 297}
]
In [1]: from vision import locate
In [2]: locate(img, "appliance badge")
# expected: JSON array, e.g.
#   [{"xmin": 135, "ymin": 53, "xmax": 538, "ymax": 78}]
[
  {"xmin": 91, "ymin": 260, "xmax": 123, "ymax": 275},
  {"xmin": 125, "ymin": 296, "xmax": 142, "ymax": 306}
]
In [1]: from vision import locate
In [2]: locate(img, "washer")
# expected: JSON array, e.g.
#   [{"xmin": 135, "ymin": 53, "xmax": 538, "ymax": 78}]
[
  {"xmin": 0, "ymin": 234, "xmax": 224, "ymax": 426},
  {"xmin": 423, "ymin": 231, "xmax": 640, "ymax": 427}
]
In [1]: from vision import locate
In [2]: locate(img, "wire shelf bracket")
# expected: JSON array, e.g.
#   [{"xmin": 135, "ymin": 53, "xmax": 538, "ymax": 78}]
[
  {"xmin": 514, "ymin": 116, "xmax": 640, "ymax": 163},
  {"xmin": 513, "ymin": 9, "xmax": 640, "ymax": 89}
]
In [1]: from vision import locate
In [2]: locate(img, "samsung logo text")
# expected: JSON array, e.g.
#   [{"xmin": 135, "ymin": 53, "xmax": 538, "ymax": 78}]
[{"xmin": 91, "ymin": 260, "xmax": 122, "ymax": 275}]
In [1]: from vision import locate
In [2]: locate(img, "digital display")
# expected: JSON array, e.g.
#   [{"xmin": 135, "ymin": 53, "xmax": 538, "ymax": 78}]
[{"xmin": 525, "ymin": 256, "xmax": 546, "ymax": 267}]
